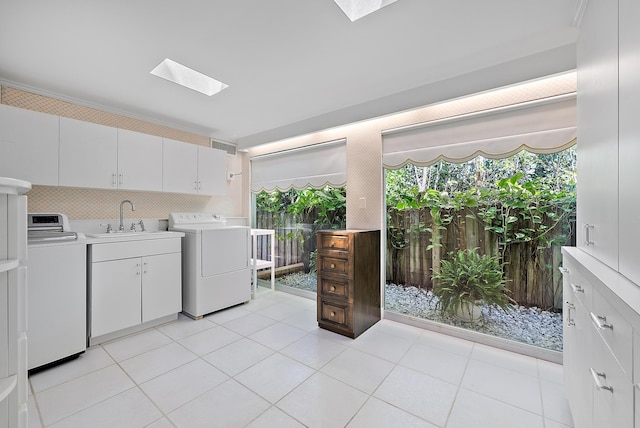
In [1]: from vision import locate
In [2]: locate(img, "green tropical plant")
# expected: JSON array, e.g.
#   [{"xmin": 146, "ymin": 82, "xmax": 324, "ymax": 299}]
[{"xmin": 432, "ymin": 249, "xmax": 511, "ymax": 320}]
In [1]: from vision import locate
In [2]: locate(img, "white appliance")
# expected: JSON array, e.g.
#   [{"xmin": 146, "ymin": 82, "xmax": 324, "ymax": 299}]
[
  {"xmin": 27, "ymin": 213, "xmax": 86, "ymax": 371},
  {"xmin": 169, "ymin": 213, "xmax": 251, "ymax": 319}
]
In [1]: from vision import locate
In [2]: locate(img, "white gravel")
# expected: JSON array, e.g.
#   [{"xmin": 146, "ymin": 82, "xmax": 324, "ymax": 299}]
[{"xmin": 277, "ymin": 272, "xmax": 563, "ymax": 352}]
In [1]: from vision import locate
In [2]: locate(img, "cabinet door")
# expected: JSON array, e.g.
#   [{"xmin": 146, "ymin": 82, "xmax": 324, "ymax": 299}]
[
  {"xmin": 576, "ymin": 0, "xmax": 619, "ymax": 269},
  {"xmin": 141, "ymin": 252, "xmax": 181, "ymax": 323},
  {"xmin": 563, "ymin": 290, "xmax": 595, "ymax": 428},
  {"xmin": 618, "ymin": 0, "xmax": 640, "ymax": 284},
  {"xmin": 162, "ymin": 138, "xmax": 198, "ymax": 194},
  {"xmin": 0, "ymin": 105, "xmax": 59, "ymax": 185},
  {"xmin": 91, "ymin": 258, "xmax": 141, "ymax": 337},
  {"xmin": 117, "ymin": 129, "xmax": 163, "ymax": 191},
  {"xmin": 197, "ymin": 146, "xmax": 226, "ymax": 195},
  {"xmin": 59, "ymin": 117, "xmax": 118, "ymax": 189}
]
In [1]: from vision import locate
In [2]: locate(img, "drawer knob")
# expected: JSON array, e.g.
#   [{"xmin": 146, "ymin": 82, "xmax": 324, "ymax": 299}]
[
  {"xmin": 330, "ymin": 311, "xmax": 336, "ymax": 317},
  {"xmin": 330, "ymin": 286, "xmax": 336, "ymax": 292},
  {"xmin": 330, "ymin": 263, "xmax": 336, "ymax": 269},
  {"xmin": 330, "ymin": 242, "xmax": 335, "ymax": 247}
]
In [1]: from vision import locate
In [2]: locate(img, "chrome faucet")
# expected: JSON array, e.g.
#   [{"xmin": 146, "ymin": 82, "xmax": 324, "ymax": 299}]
[{"xmin": 119, "ymin": 200, "xmax": 135, "ymax": 231}]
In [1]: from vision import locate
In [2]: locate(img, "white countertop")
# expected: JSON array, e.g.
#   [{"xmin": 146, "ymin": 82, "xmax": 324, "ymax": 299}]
[{"xmin": 86, "ymin": 231, "xmax": 184, "ymax": 244}]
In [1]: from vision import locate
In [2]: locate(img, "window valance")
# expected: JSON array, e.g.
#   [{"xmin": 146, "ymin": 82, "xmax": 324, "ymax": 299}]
[{"xmin": 251, "ymin": 139, "xmax": 347, "ymax": 193}]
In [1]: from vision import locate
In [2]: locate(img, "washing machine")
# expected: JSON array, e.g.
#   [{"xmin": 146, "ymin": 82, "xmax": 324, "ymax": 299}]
[
  {"xmin": 169, "ymin": 213, "xmax": 251, "ymax": 319},
  {"xmin": 27, "ymin": 213, "xmax": 86, "ymax": 371}
]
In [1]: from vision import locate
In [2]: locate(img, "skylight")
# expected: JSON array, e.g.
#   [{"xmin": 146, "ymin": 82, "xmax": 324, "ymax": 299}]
[
  {"xmin": 333, "ymin": 0, "xmax": 399, "ymax": 21},
  {"xmin": 150, "ymin": 58, "xmax": 228, "ymax": 96}
]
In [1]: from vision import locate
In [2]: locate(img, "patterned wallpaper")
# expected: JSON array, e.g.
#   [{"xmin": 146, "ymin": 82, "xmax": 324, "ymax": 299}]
[{"xmin": 0, "ymin": 86, "xmax": 245, "ymax": 220}]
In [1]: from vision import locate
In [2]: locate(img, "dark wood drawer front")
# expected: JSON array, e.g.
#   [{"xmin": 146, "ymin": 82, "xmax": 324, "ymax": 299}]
[
  {"xmin": 319, "ymin": 257, "xmax": 349, "ymax": 276},
  {"xmin": 319, "ymin": 234, "xmax": 350, "ymax": 251},
  {"xmin": 319, "ymin": 276, "xmax": 350, "ymax": 300},
  {"xmin": 319, "ymin": 299, "xmax": 351, "ymax": 329}
]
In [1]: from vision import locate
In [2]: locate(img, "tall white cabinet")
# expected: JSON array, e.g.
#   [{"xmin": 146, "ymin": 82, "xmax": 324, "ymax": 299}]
[
  {"xmin": 618, "ymin": 0, "xmax": 640, "ymax": 286},
  {"xmin": 0, "ymin": 177, "xmax": 30, "ymax": 428},
  {"xmin": 565, "ymin": 0, "xmax": 640, "ymax": 426},
  {"xmin": 575, "ymin": 0, "xmax": 619, "ymax": 269},
  {"xmin": 0, "ymin": 105, "xmax": 59, "ymax": 186}
]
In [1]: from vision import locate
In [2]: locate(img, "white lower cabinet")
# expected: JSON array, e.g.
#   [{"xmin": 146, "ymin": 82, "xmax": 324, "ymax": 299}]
[
  {"xmin": 89, "ymin": 238, "xmax": 181, "ymax": 342},
  {"xmin": 562, "ymin": 248, "xmax": 636, "ymax": 428},
  {"xmin": 141, "ymin": 252, "xmax": 181, "ymax": 323}
]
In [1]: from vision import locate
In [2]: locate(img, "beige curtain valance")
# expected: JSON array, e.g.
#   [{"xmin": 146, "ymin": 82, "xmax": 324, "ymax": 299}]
[
  {"xmin": 250, "ymin": 139, "xmax": 347, "ymax": 193},
  {"xmin": 382, "ymin": 94, "xmax": 576, "ymax": 169}
]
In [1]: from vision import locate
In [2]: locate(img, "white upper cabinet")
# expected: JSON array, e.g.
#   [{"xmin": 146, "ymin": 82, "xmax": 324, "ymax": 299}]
[
  {"xmin": 197, "ymin": 145, "xmax": 226, "ymax": 195},
  {"xmin": 60, "ymin": 118, "xmax": 164, "ymax": 191},
  {"xmin": 59, "ymin": 117, "xmax": 118, "ymax": 189},
  {"xmin": 162, "ymin": 138, "xmax": 226, "ymax": 195},
  {"xmin": 0, "ymin": 105, "xmax": 59, "ymax": 185},
  {"xmin": 162, "ymin": 138, "xmax": 198, "ymax": 194},
  {"xmin": 117, "ymin": 129, "xmax": 162, "ymax": 192},
  {"xmin": 576, "ymin": 0, "xmax": 619, "ymax": 269},
  {"xmin": 618, "ymin": 0, "xmax": 640, "ymax": 285}
]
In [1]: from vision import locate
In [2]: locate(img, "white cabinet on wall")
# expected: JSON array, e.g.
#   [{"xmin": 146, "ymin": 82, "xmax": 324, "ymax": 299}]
[
  {"xmin": 116, "ymin": 129, "xmax": 162, "ymax": 192},
  {"xmin": 575, "ymin": 0, "xmax": 619, "ymax": 270},
  {"xmin": 618, "ymin": 0, "xmax": 640, "ymax": 285},
  {"xmin": 0, "ymin": 105, "xmax": 59, "ymax": 186},
  {"xmin": 162, "ymin": 138, "xmax": 226, "ymax": 195},
  {"xmin": 59, "ymin": 117, "xmax": 118, "ymax": 189},
  {"xmin": 60, "ymin": 118, "xmax": 164, "ymax": 191},
  {"xmin": 88, "ymin": 237, "xmax": 182, "ymax": 343}
]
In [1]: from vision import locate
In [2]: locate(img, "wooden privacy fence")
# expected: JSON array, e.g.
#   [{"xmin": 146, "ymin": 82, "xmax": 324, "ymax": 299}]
[
  {"xmin": 257, "ymin": 206, "xmax": 574, "ymax": 310},
  {"xmin": 254, "ymin": 211, "xmax": 320, "ymax": 272},
  {"xmin": 387, "ymin": 207, "xmax": 574, "ymax": 310}
]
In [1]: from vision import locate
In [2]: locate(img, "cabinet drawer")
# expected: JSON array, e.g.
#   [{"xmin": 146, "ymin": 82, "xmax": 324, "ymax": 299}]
[
  {"xmin": 319, "ymin": 276, "xmax": 351, "ymax": 301},
  {"xmin": 564, "ymin": 259, "xmax": 593, "ymax": 310},
  {"xmin": 590, "ymin": 289, "xmax": 633, "ymax": 376},
  {"xmin": 91, "ymin": 238, "xmax": 181, "ymax": 262},
  {"xmin": 318, "ymin": 299, "xmax": 352, "ymax": 330},
  {"xmin": 590, "ymin": 336, "xmax": 634, "ymax": 428},
  {"xmin": 319, "ymin": 257, "xmax": 349, "ymax": 276},
  {"xmin": 318, "ymin": 234, "xmax": 350, "ymax": 251}
]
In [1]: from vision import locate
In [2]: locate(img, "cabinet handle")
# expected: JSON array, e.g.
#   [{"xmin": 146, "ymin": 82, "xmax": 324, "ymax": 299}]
[
  {"xmin": 143, "ymin": 262, "xmax": 148, "ymax": 274},
  {"xmin": 330, "ymin": 311, "xmax": 336, "ymax": 317},
  {"xmin": 330, "ymin": 242, "xmax": 335, "ymax": 247},
  {"xmin": 119, "ymin": 173, "xmax": 123, "ymax": 185},
  {"xmin": 194, "ymin": 180, "xmax": 198, "ymax": 190},
  {"xmin": 330, "ymin": 263, "xmax": 336, "ymax": 269},
  {"xmin": 198, "ymin": 180, "xmax": 202, "ymax": 190},
  {"xmin": 590, "ymin": 312, "xmax": 613, "ymax": 330},
  {"xmin": 559, "ymin": 267, "xmax": 569, "ymax": 275},
  {"xmin": 584, "ymin": 224, "xmax": 594, "ymax": 246},
  {"xmin": 136, "ymin": 262, "xmax": 141, "ymax": 276},
  {"xmin": 570, "ymin": 283, "xmax": 584, "ymax": 294},
  {"xmin": 566, "ymin": 301, "xmax": 575, "ymax": 326},
  {"xmin": 589, "ymin": 368, "xmax": 613, "ymax": 392},
  {"xmin": 112, "ymin": 173, "xmax": 117, "ymax": 186},
  {"xmin": 330, "ymin": 286, "xmax": 336, "ymax": 292}
]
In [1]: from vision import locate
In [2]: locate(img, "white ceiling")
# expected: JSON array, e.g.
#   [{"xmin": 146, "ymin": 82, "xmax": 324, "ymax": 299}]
[{"xmin": 0, "ymin": 0, "xmax": 582, "ymax": 149}]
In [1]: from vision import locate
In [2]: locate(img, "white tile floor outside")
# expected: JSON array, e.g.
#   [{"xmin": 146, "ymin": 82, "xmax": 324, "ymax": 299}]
[{"xmin": 28, "ymin": 289, "xmax": 574, "ymax": 428}]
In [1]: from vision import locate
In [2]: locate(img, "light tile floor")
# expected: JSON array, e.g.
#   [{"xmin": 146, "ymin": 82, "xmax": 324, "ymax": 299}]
[{"xmin": 28, "ymin": 289, "xmax": 574, "ymax": 428}]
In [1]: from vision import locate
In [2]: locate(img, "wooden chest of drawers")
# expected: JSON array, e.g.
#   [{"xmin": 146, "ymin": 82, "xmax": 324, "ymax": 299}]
[{"xmin": 316, "ymin": 230, "xmax": 380, "ymax": 338}]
